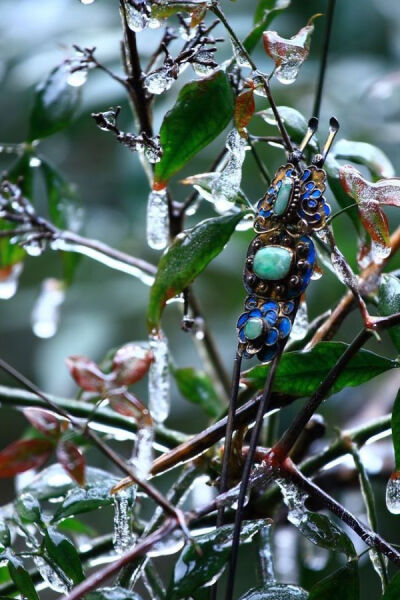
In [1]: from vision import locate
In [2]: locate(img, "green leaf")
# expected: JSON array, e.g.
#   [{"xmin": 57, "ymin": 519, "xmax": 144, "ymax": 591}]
[
  {"xmin": 147, "ymin": 211, "xmax": 246, "ymax": 332},
  {"xmin": 173, "ymin": 367, "xmax": 224, "ymax": 418},
  {"xmin": 382, "ymin": 570, "xmax": 400, "ymax": 599},
  {"xmin": 57, "ymin": 517, "xmax": 96, "ymax": 536},
  {"xmin": 15, "ymin": 493, "xmax": 42, "ymax": 525},
  {"xmin": 245, "ymin": 0, "xmax": 291, "ymax": 54},
  {"xmin": 258, "ymin": 106, "xmax": 318, "ymax": 150},
  {"xmin": 239, "ymin": 584, "xmax": 308, "ymax": 599},
  {"xmin": 297, "ymin": 512, "xmax": 356, "ymax": 559},
  {"xmin": 154, "ymin": 71, "xmax": 234, "ymax": 186},
  {"xmin": 28, "ymin": 64, "xmax": 81, "ymax": 141},
  {"xmin": 333, "ymin": 139, "xmax": 395, "ymax": 181},
  {"xmin": 5, "ymin": 552, "xmax": 39, "ymax": 600},
  {"xmin": 378, "ymin": 274, "xmax": 400, "ymax": 353},
  {"xmin": 168, "ymin": 520, "xmax": 266, "ymax": 599},
  {"xmin": 44, "ymin": 527, "xmax": 85, "ymax": 584},
  {"xmin": 325, "ymin": 155, "xmax": 361, "ymax": 232},
  {"xmin": 390, "ymin": 389, "xmax": 400, "ymax": 471},
  {"xmin": 241, "ymin": 342, "xmax": 396, "ymax": 397},
  {"xmin": 309, "ymin": 562, "xmax": 359, "ymax": 600},
  {"xmin": 151, "ymin": 1, "xmax": 202, "ymax": 19},
  {"xmin": 86, "ymin": 587, "xmax": 143, "ymax": 600}
]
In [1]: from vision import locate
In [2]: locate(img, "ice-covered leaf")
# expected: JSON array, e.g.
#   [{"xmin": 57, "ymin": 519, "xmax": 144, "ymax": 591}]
[
  {"xmin": 0, "ymin": 438, "xmax": 53, "ymax": 477},
  {"xmin": 263, "ymin": 14, "xmax": 321, "ymax": 85},
  {"xmin": 66, "ymin": 355, "xmax": 109, "ymax": 392},
  {"xmin": 309, "ymin": 562, "xmax": 359, "ymax": 600},
  {"xmin": 245, "ymin": 0, "xmax": 291, "ymax": 54},
  {"xmin": 44, "ymin": 527, "xmax": 85, "ymax": 584},
  {"xmin": 147, "ymin": 211, "xmax": 246, "ymax": 332},
  {"xmin": 15, "ymin": 493, "xmax": 42, "ymax": 525},
  {"xmin": 168, "ymin": 520, "xmax": 267, "ymax": 599},
  {"xmin": 151, "ymin": 1, "xmax": 206, "ymax": 19},
  {"xmin": 382, "ymin": 570, "xmax": 400, "ymax": 599},
  {"xmin": 23, "ymin": 407, "xmax": 68, "ymax": 439},
  {"xmin": 28, "ymin": 64, "xmax": 81, "ymax": 141},
  {"xmin": 242, "ymin": 342, "xmax": 396, "ymax": 396},
  {"xmin": 173, "ymin": 367, "xmax": 224, "ymax": 418},
  {"xmin": 258, "ymin": 106, "xmax": 317, "ymax": 149},
  {"xmin": 56, "ymin": 440, "xmax": 85, "ymax": 486},
  {"xmin": 377, "ymin": 275, "xmax": 400, "ymax": 353},
  {"xmin": 112, "ymin": 343, "xmax": 154, "ymax": 385},
  {"xmin": 154, "ymin": 71, "xmax": 234, "ymax": 186},
  {"xmin": 86, "ymin": 587, "xmax": 143, "ymax": 600},
  {"xmin": 234, "ymin": 89, "xmax": 255, "ymax": 136},
  {"xmin": 4, "ymin": 552, "xmax": 39, "ymax": 600},
  {"xmin": 239, "ymin": 584, "xmax": 308, "ymax": 599},
  {"xmin": 325, "ymin": 155, "xmax": 361, "ymax": 232},
  {"xmin": 108, "ymin": 391, "xmax": 143, "ymax": 420},
  {"xmin": 333, "ymin": 139, "xmax": 395, "ymax": 180},
  {"xmin": 339, "ymin": 164, "xmax": 400, "ymax": 262}
]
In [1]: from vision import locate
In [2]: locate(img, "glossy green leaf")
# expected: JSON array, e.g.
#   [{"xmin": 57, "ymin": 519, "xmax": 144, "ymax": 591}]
[
  {"xmin": 245, "ymin": 0, "xmax": 291, "ymax": 53},
  {"xmin": 151, "ymin": 1, "xmax": 203, "ymax": 19},
  {"xmin": 297, "ymin": 511, "xmax": 356, "ymax": 559},
  {"xmin": 325, "ymin": 155, "xmax": 361, "ymax": 232},
  {"xmin": 57, "ymin": 517, "xmax": 96, "ymax": 536},
  {"xmin": 390, "ymin": 389, "xmax": 400, "ymax": 471},
  {"xmin": 28, "ymin": 64, "xmax": 81, "ymax": 141},
  {"xmin": 242, "ymin": 342, "xmax": 396, "ymax": 396},
  {"xmin": 173, "ymin": 367, "xmax": 224, "ymax": 418},
  {"xmin": 44, "ymin": 527, "xmax": 85, "ymax": 584},
  {"xmin": 168, "ymin": 520, "xmax": 267, "ymax": 599},
  {"xmin": 258, "ymin": 106, "xmax": 317, "ymax": 150},
  {"xmin": 147, "ymin": 211, "xmax": 246, "ymax": 332},
  {"xmin": 4, "ymin": 552, "xmax": 39, "ymax": 600},
  {"xmin": 239, "ymin": 584, "xmax": 308, "ymax": 599},
  {"xmin": 333, "ymin": 139, "xmax": 395, "ymax": 180},
  {"xmin": 309, "ymin": 562, "xmax": 359, "ymax": 600},
  {"xmin": 86, "ymin": 587, "xmax": 143, "ymax": 600},
  {"xmin": 154, "ymin": 71, "xmax": 234, "ymax": 186},
  {"xmin": 382, "ymin": 570, "xmax": 400, "ymax": 599},
  {"xmin": 15, "ymin": 493, "xmax": 42, "ymax": 525},
  {"xmin": 378, "ymin": 274, "xmax": 400, "ymax": 353}
]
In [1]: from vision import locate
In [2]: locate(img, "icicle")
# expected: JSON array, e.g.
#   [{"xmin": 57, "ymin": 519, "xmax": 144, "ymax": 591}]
[
  {"xmin": 31, "ymin": 278, "xmax": 65, "ymax": 339},
  {"xmin": 276, "ymin": 479, "xmax": 308, "ymax": 527},
  {"xmin": 258, "ymin": 523, "xmax": 275, "ymax": 583},
  {"xmin": 211, "ymin": 129, "xmax": 247, "ymax": 210},
  {"xmin": 130, "ymin": 426, "xmax": 154, "ymax": 480},
  {"xmin": 0, "ymin": 263, "xmax": 23, "ymax": 300},
  {"xmin": 290, "ymin": 300, "xmax": 309, "ymax": 341},
  {"xmin": 124, "ymin": 1, "xmax": 149, "ymax": 32},
  {"xmin": 33, "ymin": 556, "xmax": 71, "ymax": 593},
  {"xmin": 148, "ymin": 331, "xmax": 170, "ymax": 424},
  {"xmin": 113, "ymin": 488, "xmax": 135, "ymax": 555},
  {"xmin": 146, "ymin": 188, "xmax": 169, "ymax": 250},
  {"xmin": 143, "ymin": 68, "xmax": 174, "ymax": 95},
  {"xmin": 386, "ymin": 472, "xmax": 400, "ymax": 514}
]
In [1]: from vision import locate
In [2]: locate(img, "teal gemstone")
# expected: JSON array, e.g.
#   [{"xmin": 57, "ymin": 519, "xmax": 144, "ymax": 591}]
[
  {"xmin": 253, "ymin": 246, "xmax": 293, "ymax": 281},
  {"xmin": 274, "ymin": 177, "xmax": 293, "ymax": 216},
  {"xmin": 244, "ymin": 317, "xmax": 264, "ymax": 340}
]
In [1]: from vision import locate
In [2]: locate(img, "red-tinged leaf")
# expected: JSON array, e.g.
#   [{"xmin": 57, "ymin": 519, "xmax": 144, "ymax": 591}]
[
  {"xmin": 108, "ymin": 391, "xmax": 145, "ymax": 420},
  {"xmin": 190, "ymin": 4, "xmax": 207, "ymax": 27},
  {"xmin": 0, "ymin": 439, "xmax": 53, "ymax": 478},
  {"xmin": 57, "ymin": 440, "xmax": 85, "ymax": 486},
  {"xmin": 263, "ymin": 14, "xmax": 321, "ymax": 84},
  {"xmin": 23, "ymin": 407, "xmax": 68, "ymax": 439},
  {"xmin": 66, "ymin": 356, "xmax": 109, "ymax": 392},
  {"xmin": 234, "ymin": 89, "xmax": 255, "ymax": 137},
  {"xmin": 112, "ymin": 343, "xmax": 154, "ymax": 385}
]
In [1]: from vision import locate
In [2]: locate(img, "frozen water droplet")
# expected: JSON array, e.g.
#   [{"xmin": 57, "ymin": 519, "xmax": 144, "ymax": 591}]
[
  {"xmin": 124, "ymin": 1, "xmax": 149, "ymax": 32},
  {"xmin": 31, "ymin": 278, "xmax": 65, "ymax": 339},
  {"xmin": 291, "ymin": 300, "xmax": 309, "ymax": 341},
  {"xmin": 130, "ymin": 426, "xmax": 153, "ymax": 480},
  {"xmin": 81, "ymin": 0, "xmax": 95, "ymax": 4},
  {"xmin": 275, "ymin": 58, "xmax": 303, "ymax": 85},
  {"xmin": 113, "ymin": 488, "xmax": 134, "ymax": 554},
  {"xmin": 34, "ymin": 556, "xmax": 70, "ymax": 593},
  {"xmin": 144, "ymin": 140, "xmax": 162, "ymax": 163},
  {"xmin": 386, "ymin": 473, "xmax": 400, "ymax": 514},
  {"xmin": 192, "ymin": 51, "xmax": 216, "ymax": 77},
  {"xmin": 25, "ymin": 238, "xmax": 45, "ymax": 257},
  {"xmin": 144, "ymin": 67, "xmax": 174, "ymax": 95},
  {"xmin": 146, "ymin": 188, "xmax": 169, "ymax": 250},
  {"xmin": 148, "ymin": 331, "xmax": 170, "ymax": 424},
  {"xmin": 211, "ymin": 130, "xmax": 247, "ymax": 207},
  {"xmin": 29, "ymin": 156, "xmax": 41, "ymax": 168},
  {"xmin": 0, "ymin": 263, "xmax": 23, "ymax": 300},
  {"xmin": 67, "ymin": 69, "xmax": 88, "ymax": 87},
  {"xmin": 231, "ymin": 39, "xmax": 251, "ymax": 69},
  {"xmin": 277, "ymin": 479, "xmax": 308, "ymax": 527}
]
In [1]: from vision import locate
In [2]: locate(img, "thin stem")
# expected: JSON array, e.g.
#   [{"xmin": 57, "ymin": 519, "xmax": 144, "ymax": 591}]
[
  {"xmin": 247, "ymin": 135, "xmax": 271, "ymax": 184},
  {"xmin": 210, "ymin": 3, "xmax": 257, "ymax": 71},
  {"xmin": 312, "ymin": 0, "xmax": 336, "ymax": 120}
]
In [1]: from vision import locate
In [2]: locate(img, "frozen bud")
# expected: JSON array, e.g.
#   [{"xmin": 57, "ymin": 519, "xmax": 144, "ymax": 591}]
[
  {"xmin": 23, "ymin": 407, "xmax": 68, "ymax": 438},
  {"xmin": 112, "ymin": 343, "xmax": 154, "ymax": 385},
  {"xmin": 66, "ymin": 356, "xmax": 109, "ymax": 392}
]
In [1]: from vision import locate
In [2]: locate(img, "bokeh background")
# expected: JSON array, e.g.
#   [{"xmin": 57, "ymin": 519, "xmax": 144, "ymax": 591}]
[{"xmin": 0, "ymin": 0, "xmax": 400, "ymax": 598}]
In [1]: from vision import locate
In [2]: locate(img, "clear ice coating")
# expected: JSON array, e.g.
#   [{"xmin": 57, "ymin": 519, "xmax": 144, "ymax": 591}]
[
  {"xmin": 192, "ymin": 51, "xmax": 216, "ymax": 77},
  {"xmin": 386, "ymin": 473, "xmax": 400, "ymax": 514},
  {"xmin": 148, "ymin": 331, "xmax": 170, "ymax": 424},
  {"xmin": 33, "ymin": 556, "xmax": 70, "ymax": 593},
  {"xmin": 130, "ymin": 425, "xmax": 154, "ymax": 480},
  {"xmin": 143, "ymin": 68, "xmax": 174, "ymax": 95},
  {"xmin": 31, "ymin": 278, "xmax": 65, "ymax": 339},
  {"xmin": 0, "ymin": 263, "xmax": 23, "ymax": 300},
  {"xmin": 113, "ymin": 488, "xmax": 135, "ymax": 555},
  {"xmin": 231, "ymin": 39, "xmax": 252, "ymax": 69},
  {"xmin": 211, "ymin": 129, "xmax": 247, "ymax": 210},
  {"xmin": 258, "ymin": 523, "xmax": 275, "ymax": 582},
  {"xmin": 146, "ymin": 188, "xmax": 169, "ymax": 250},
  {"xmin": 290, "ymin": 300, "xmax": 309, "ymax": 341},
  {"xmin": 124, "ymin": 1, "xmax": 149, "ymax": 32}
]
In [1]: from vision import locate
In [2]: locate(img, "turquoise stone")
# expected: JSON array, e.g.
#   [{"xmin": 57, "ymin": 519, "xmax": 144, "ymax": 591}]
[
  {"xmin": 253, "ymin": 246, "xmax": 292, "ymax": 281},
  {"xmin": 244, "ymin": 317, "xmax": 264, "ymax": 340},
  {"xmin": 274, "ymin": 177, "xmax": 293, "ymax": 216}
]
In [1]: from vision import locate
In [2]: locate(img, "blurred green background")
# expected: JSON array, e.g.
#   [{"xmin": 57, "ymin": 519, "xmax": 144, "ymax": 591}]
[{"xmin": 0, "ymin": 0, "xmax": 400, "ymax": 597}]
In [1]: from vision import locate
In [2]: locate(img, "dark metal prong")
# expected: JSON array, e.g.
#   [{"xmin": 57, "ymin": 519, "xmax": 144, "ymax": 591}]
[
  {"xmin": 298, "ymin": 117, "xmax": 319, "ymax": 153},
  {"xmin": 321, "ymin": 116, "xmax": 340, "ymax": 162}
]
